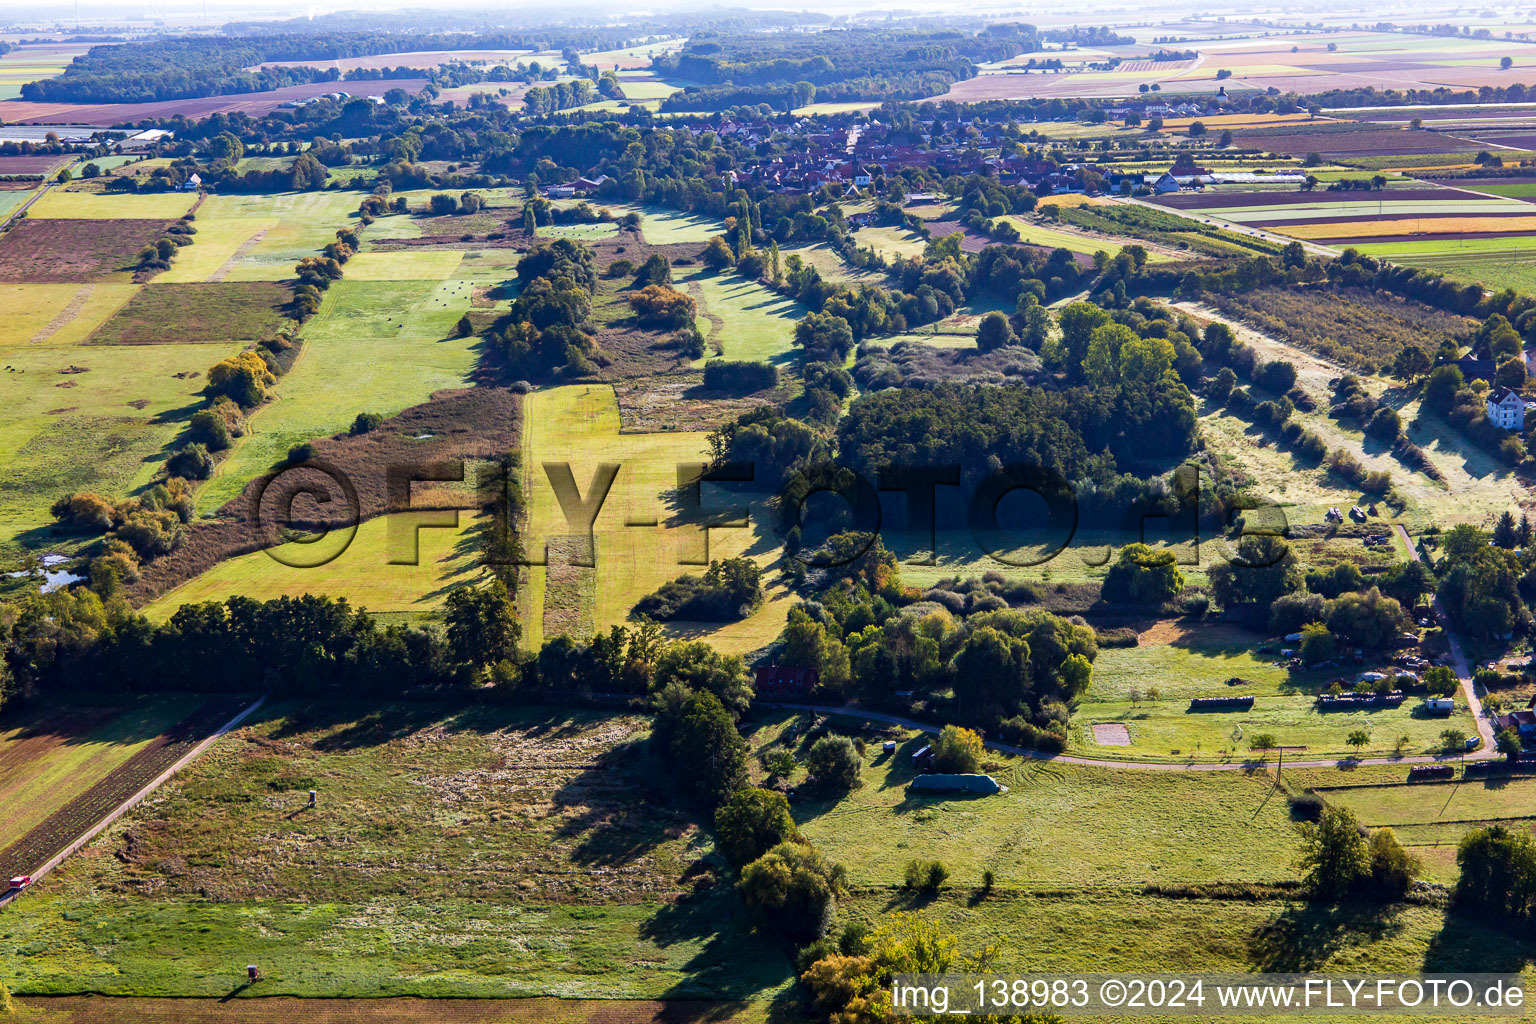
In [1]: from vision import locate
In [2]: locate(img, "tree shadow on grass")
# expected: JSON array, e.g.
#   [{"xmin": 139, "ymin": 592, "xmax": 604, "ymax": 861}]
[
  {"xmin": 641, "ymin": 885, "xmax": 797, "ymax": 1005},
  {"xmin": 1247, "ymin": 899, "xmax": 1408, "ymax": 972},
  {"xmin": 552, "ymin": 737, "xmax": 696, "ymax": 868},
  {"xmin": 1422, "ymin": 909, "xmax": 1536, "ymax": 973}
]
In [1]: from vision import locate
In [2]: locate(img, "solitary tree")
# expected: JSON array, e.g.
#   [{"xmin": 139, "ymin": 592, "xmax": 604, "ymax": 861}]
[{"xmin": 1300, "ymin": 805, "xmax": 1370, "ymax": 898}]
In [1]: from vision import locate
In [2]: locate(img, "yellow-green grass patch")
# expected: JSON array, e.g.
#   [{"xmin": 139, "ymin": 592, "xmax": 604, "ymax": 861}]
[
  {"xmin": 997, "ymin": 217, "xmax": 1134, "ymax": 257},
  {"xmin": 196, "ymin": 192, "xmax": 411, "ymax": 282},
  {"xmin": 156, "ymin": 215, "xmax": 278, "ymax": 284},
  {"xmin": 854, "ymin": 224, "xmax": 931, "ymax": 260},
  {"xmin": 342, "ymin": 249, "xmax": 466, "ymax": 281},
  {"xmin": 196, "ymin": 279, "xmax": 480, "ymax": 514},
  {"xmin": 636, "ymin": 205, "xmax": 728, "ymax": 245},
  {"xmin": 520, "ymin": 384, "xmax": 789, "ymax": 654},
  {"xmin": 1075, "ymin": 638, "xmax": 1477, "ymax": 761},
  {"xmin": 26, "ymin": 190, "xmax": 196, "ymax": 220},
  {"xmin": 761, "ymin": 712, "xmax": 1306, "ymax": 885},
  {"xmin": 2, "ymin": 283, "xmax": 142, "ymax": 347},
  {"xmin": 147, "ymin": 511, "xmax": 491, "ymax": 620},
  {"xmin": 610, "ymin": 78, "xmax": 680, "ymax": 101}
]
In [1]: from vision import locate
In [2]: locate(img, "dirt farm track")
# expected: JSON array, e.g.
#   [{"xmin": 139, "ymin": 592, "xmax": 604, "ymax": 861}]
[{"xmin": 10, "ymin": 997, "xmax": 776, "ymax": 1023}]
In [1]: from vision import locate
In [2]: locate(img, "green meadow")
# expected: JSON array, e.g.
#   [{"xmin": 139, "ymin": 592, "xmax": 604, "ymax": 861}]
[
  {"xmin": 0, "ymin": 701, "xmax": 795, "ymax": 1000},
  {"xmin": 196, "ymin": 278, "xmax": 479, "ymax": 514},
  {"xmin": 677, "ymin": 268, "xmax": 808, "ymax": 365},
  {"xmin": 0, "ymin": 339, "xmax": 244, "ymax": 553}
]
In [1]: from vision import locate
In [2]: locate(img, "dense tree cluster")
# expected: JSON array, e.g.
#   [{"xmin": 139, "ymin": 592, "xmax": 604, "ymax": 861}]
[
  {"xmin": 485, "ymin": 238, "xmax": 600, "ymax": 376},
  {"xmin": 632, "ymin": 558, "xmax": 764, "ymax": 622}
]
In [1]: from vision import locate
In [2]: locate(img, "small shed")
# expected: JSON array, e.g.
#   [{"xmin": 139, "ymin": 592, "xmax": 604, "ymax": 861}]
[
  {"xmin": 909, "ymin": 773, "xmax": 1007, "ymax": 795},
  {"xmin": 911, "ymin": 744, "xmax": 934, "ymax": 771},
  {"xmin": 1423, "ymin": 696, "xmax": 1455, "ymax": 716}
]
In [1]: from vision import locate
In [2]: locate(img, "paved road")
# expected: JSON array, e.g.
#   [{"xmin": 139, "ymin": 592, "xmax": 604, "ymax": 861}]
[
  {"xmin": 1393, "ymin": 523, "xmax": 1498, "ymax": 755},
  {"xmin": 0, "ymin": 179, "xmax": 54, "ymax": 231},
  {"xmin": 767, "ymin": 697, "xmax": 1493, "ymax": 773},
  {"xmin": 0, "ymin": 156, "xmax": 77, "ymax": 232}
]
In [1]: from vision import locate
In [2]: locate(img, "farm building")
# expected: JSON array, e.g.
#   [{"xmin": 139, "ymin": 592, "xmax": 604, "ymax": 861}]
[
  {"xmin": 1423, "ymin": 696, "xmax": 1455, "ymax": 716},
  {"xmin": 1456, "ymin": 356, "xmax": 1496, "ymax": 383},
  {"xmin": 1498, "ymin": 709, "xmax": 1536, "ymax": 739},
  {"xmin": 1189, "ymin": 695, "xmax": 1255, "ymax": 711},
  {"xmin": 754, "ymin": 665, "xmax": 818, "ymax": 698},
  {"xmin": 1317, "ymin": 691, "xmax": 1406, "ymax": 710},
  {"xmin": 909, "ymin": 773, "xmax": 1007, "ymax": 795}
]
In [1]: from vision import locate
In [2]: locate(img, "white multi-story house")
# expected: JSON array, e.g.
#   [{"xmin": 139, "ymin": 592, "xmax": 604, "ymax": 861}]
[{"xmin": 1487, "ymin": 386, "xmax": 1527, "ymax": 430}]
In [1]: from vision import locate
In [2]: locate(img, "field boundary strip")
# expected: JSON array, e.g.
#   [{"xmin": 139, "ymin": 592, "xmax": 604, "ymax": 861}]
[{"xmin": 3, "ymin": 695, "xmax": 265, "ymax": 899}]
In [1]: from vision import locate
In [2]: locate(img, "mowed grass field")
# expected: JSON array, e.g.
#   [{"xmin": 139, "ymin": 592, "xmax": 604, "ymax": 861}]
[
  {"xmin": 196, "ymin": 278, "xmax": 480, "ymax": 514},
  {"xmin": 751, "ymin": 710, "xmax": 1305, "ymax": 886},
  {"xmin": 757, "ymin": 709, "xmax": 1536, "ymax": 987},
  {"xmin": 0, "ymin": 336, "xmax": 244, "ymax": 554},
  {"xmin": 145, "ymin": 511, "xmax": 492, "ymax": 621},
  {"xmin": 677, "ymin": 268, "xmax": 807, "ymax": 365},
  {"xmin": 519, "ymin": 385, "xmax": 791, "ymax": 653},
  {"xmin": 170, "ymin": 191, "xmax": 463, "ymax": 285},
  {"xmin": 0, "ymin": 701, "xmax": 795, "ymax": 1000},
  {"xmin": 26, "ymin": 190, "xmax": 196, "ymax": 221},
  {"xmin": 0, "ymin": 695, "xmax": 195, "ymax": 844}
]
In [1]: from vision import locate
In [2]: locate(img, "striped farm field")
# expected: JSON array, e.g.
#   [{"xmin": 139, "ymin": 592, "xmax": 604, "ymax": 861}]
[
  {"xmin": 1214, "ymin": 198, "xmax": 1529, "ymax": 223},
  {"xmin": 1277, "ymin": 214, "xmax": 1536, "ymax": 240},
  {"xmin": 0, "ymin": 695, "xmax": 245, "ymax": 880}
]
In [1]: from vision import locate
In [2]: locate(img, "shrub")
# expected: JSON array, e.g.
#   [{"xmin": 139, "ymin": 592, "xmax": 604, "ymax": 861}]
[
  {"xmin": 287, "ymin": 442, "xmax": 318, "ymax": 465},
  {"xmin": 930, "ymin": 724, "xmax": 983, "ymax": 774},
  {"xmin": 1287, "ymin": 791, "xmax": 1325, "ymax": 821},
  {"xmin": 632, "ymin": 558, "xmax": 763, "ymax": 621},
  {"xmin": 166, "ymin": 443, "xmax": 214, "ymax": 480},
  {"xmin": 350, "ymin": 412, "xmax": 384, "ymax": 435},
  {"xmin": 50, "ymin": 492, "xmax": 118, "ymax": 532},
  {"xmin": 703, "ymin": 360, "xmax": 779, "ymax": 392},
  {"xmin": 903, "ymin": 858, "xmax": 948, "ymax": 891},
  {"xmin": 714, "ymin": 787, "xmax": 798, "ymax": 868},
  {"xmin": 1102, "ymin": 543, "xmax": 1185, "ymax": 604},
  {"xmin": 737, "ymin": 841, "xmax": 846, "ymax": 942},
  {"xmin": 628, "ymin": 284, "xmax": 696, "ymax": 329},
  {"xmin": 186, "ymin": 409, "xmax": 232, "ymax": 451},
  {"xmin": 806, "ymin": 734, "xmax": 862, "ymax": 794}
]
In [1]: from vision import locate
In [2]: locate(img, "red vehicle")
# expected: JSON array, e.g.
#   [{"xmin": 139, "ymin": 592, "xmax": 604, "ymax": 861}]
[{"xmin": 7, "ymin": 875, "xmax": 31, "ymax": 890}]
